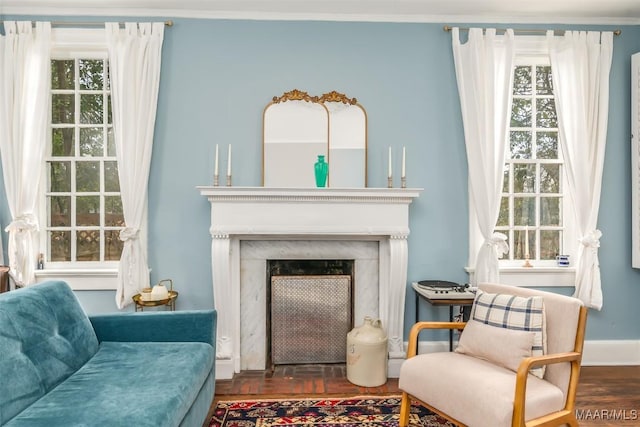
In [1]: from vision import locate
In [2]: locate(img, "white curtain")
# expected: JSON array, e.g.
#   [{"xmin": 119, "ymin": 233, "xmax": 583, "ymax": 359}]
[
  {"xmin": 452, "ymin": 27, "xmax": 514, "ymax": 285},
  {"xmin": 106, "ymin": 22, "xmax": 165, "ymax": 309},
  {"xmin": 0, "ymin": 22, "xmax": 51, "ymax": 286},
  {"xmin": 548, "ymin": 31, "xmax": 613, "ymax": 310}
]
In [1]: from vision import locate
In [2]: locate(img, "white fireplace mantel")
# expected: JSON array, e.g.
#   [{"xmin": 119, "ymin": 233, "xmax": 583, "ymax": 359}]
[{"xmin": 198, "ymin": 186, "xmax": 422, "ymax": 379}]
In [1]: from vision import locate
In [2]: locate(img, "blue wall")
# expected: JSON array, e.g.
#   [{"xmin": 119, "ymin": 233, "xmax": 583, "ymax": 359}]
[{"xmin": 2, "ymin": 16, "xmax": 640, "ymax": 341}]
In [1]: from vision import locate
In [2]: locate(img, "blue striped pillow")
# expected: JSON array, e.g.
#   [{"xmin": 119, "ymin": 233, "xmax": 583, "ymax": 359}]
[{"xmin": 471, "ymin": 290, "xmax": 547, "ymax": 378}]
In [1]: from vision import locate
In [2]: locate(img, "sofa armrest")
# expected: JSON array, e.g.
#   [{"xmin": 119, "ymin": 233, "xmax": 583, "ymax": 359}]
[{"xmin": 89, "ymin": 309, "xmax": 216, "ymax": 347}]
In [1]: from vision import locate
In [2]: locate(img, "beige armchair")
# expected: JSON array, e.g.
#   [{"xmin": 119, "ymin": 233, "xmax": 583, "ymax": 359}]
[{"xmin": 399, "ymin": 282, "xmax": 588, "ymax": 427}]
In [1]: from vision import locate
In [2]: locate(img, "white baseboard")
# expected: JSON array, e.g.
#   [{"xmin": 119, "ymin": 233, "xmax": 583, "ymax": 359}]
[
  {"xmin": 215, "ymin": 339, "xmax": 640, "ymax": 380},
  {"xmin": 414, "ymin": 339, "xmax": 640, "ymax": 366},
  {"xmin": 582, "ymin": 340, "xmax": 640, "ymax": 366}
]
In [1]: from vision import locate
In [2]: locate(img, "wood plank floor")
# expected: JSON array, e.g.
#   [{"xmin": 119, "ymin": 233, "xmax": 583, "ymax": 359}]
[{"xmin": 208, "ymin": 365, "xmax": 640, "ymax": 426}]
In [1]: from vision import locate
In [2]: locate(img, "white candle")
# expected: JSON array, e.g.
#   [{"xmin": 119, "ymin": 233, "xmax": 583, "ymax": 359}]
[
  {"xmin": 401, "ymin": 146, "xmax": 406, "ymax": 178},
  {"xmin": 214, "ymin": 144, "xmax": 219, "ymax": 176},
  {"xmin": 388, "ymin": 146, "xmax": 392, "ymax": 178},
  {"xmin": 227, "ymin": 144, "xmax": 232, "ymax": 176},
  {"xmin": 525, "ymin": 225, "xmax": 529, "ymax": 257}
]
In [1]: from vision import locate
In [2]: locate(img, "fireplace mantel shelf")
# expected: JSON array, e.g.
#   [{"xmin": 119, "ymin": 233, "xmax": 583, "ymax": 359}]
[
  {"xmin": 197, "ymin": 186, "xmax": 422, "ymax": 203},
  {"xmin": 198, "ymin": 186, "xmax": 422, "ymax": 379}
]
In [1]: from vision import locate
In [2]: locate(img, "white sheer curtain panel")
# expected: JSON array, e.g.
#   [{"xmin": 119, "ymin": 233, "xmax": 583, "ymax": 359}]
[
  {"xmin": 0, "ymin": 21, "xmax": 51, "ymax": 286},
  {"xmin": 106, "ymin": 22, "xmax": 165, "ymax": 309},
  {"xmin": 548, "ymin": 31, "xmax": 613, "ymax": 310},
  {"xmin": 452, "ymin": 27, "xmax": 514, "ymax": 285}
]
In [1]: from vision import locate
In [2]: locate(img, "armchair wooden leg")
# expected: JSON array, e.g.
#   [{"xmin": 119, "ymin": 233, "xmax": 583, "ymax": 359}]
[{"xmin": 399, "ymin": 392, "xmax": 412, "ymax": 427}]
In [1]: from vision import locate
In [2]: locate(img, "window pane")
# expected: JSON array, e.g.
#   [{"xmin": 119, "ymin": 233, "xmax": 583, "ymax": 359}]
[
  {"xmin": 511, "ymin": 98, "xmax": 532, "ymax": 127},
  {"xmin": 76, "ymin": 161, "xmax": 100, "ymax": 192},
  {"xmin": 536, "ymin": 66, "xmax": 553, "ymax": 95},
  {"xmin": 536, "ymin": 131, "xmax": 558, "ymax": 159},
  {"xmin": 502, "ymin": 164, "xmax": 510, "ymax": 192},
  {"xmin": 540, "ymin": 230, "xmax": 560, "ymax": 260},
  {"xmin": 105, "ymin": 230, "xmax": 124, "ymax": 261},
  {"xmin": 80, "ymin": 94, "xmax": 104, "ymax": 124},
  {"xmin": 536, "ymin": 98, "xmax": 557, "ymax": 128},
  {"xmin": 80, "ymin": 127, "xmax": 104, "ymax": 156},
  {"xmin": 107, "ymin": 127, "xmax": 115, "ymax": 156},
  {"xmin": 49, "ymin": 196, "xmax": 70, "ymax": 226},
  {"xmin": 540, "ymin": 164, "xmax": 560, "ymax": 193},
  {"xmin": 77, "ymin": 230, "xmax": 100, "ymax": 261},
  {"xmin": 107, "ymin": 95, "xmax": 112, "ymax": 124},
  {"xmin": 105, "ymin": 196, "xmax": 124, "ymax": 226},
  {"xmin": 50, "ymin": 161, "xmax": 71, "ymax": 192},
  {"xmin": 105, "ymin": 161, "xmax": 120, "ymax": 192},
  {"xmin": 540, "ymin": 197, "xmax": 561, "ymax": 226},
  {"xmin": 79, "ymin": 59, "xmax": 104, "ymax": 90},
  {"xmin": 77, "ymin": 196, "xmax": 100, "ymax": 226},
  {"xmin": 51, "ymin": 60, "xmax": 74, "ymax": 90},
  {"xmin": 513, "ymin": 164, "xmax": 535, "ymax": 193},
  {"xmin": 514, "ymin": 229, "xmax": 534, "ymax": 259},
  {"xmin": 49, "ymin": 231, "xmax": 71, "ymax": 261},
  {"xmin": 514, "ymin": 197, "xmax": 535, "ymax": 226},
  {"xmin": 510, "ymin": 131, "xmax": 532, "ymax": 159},
  {"xmin": 513, "ymin": 66, "xmax": 532, "ymax": 95},
  {"xmin": 52, "ymin": 94, "xmax": 75, "ymax": 124},
  {"xmin": 52, "ymin": 128, "xmax": 75, "ymax": 156},
  {"xmin": 497, "ymin": 197, "xmax": 509, "ymax": 226}
]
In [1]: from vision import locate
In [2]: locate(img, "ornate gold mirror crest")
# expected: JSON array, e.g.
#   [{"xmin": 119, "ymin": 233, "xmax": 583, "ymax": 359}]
[{"xmin": 263, "ymin": 89, "xmax": 367, "ymax": 188}]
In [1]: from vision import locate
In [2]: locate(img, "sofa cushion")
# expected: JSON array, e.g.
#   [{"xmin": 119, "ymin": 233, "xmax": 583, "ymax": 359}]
[
  {"xmin": 0, "ymin": 281, "xmax": 99, "ymax": 424},
  {"xmin": 5, "ymin": 340, "xmax": 214, "ymax": 426},
  {"xmin": 399, "ymin": 352, "xmax": 564, "ymax": 427},
  {"xmin": 455, "ymin": 318, "xmax": 535, "ymax": 372},
  {"xmin": 470, "ymin": 290, "xmax": 546, "ymax": 378}
]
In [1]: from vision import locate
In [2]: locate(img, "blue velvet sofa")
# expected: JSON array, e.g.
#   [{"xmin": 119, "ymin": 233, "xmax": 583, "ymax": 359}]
[{"xmin": 0, "ymin": 280, "xmax": 216, "ymax": 426}]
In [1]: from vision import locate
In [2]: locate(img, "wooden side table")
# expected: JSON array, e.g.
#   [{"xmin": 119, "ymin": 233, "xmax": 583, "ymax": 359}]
[
  {"xmin": 412, "ymin": 282, "xmax": 474, "ymax": 351},
  {"xmin": 132, "ymin": 291, "xmax": 178, "ymax": 312}
]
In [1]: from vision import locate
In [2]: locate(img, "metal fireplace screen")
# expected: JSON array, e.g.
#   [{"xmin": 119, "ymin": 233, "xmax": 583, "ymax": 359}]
[{"xmin": 271, "ymin": 274, "xmax": 352, "ymax": 365}]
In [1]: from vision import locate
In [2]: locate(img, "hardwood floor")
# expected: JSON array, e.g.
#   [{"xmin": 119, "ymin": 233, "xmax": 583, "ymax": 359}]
[{"xmin": 209, "ymin": 365, "xmax": 640, "ymax": 426}]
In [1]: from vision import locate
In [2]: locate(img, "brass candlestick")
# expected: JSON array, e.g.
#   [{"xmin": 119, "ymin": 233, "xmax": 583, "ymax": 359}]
[
  {"xmin": 523, "ymin": 255, "xmax": 533, "ymax": 268},
  {"xmin": 387, "ymin": 176, "xmax": 393, "ymax": 188},
  {"xmin": 213, "ymin": 175, "xmax": 219, "ymax": 186},
  {"xmin": 226, "ymin": 174, "xmax": 232, "ymax": 186},
  {"xmin": 401, "ymin": 177, "xmax": 406, "ymax": 188}
]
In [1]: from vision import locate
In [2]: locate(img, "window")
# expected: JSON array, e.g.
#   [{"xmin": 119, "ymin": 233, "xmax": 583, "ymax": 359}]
[
  {"xmin": 47, "ymin": 56, "xmax": 124, "ymax": 266},
  {"xmin": 496, "ymin": 59, "xmax": 566, "ymax": 265}
]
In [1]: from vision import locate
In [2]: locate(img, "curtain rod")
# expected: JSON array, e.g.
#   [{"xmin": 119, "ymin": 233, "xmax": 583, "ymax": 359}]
[
  {"xmin": 48, "ymin": 20, "xmax": 173, "ymax": 28},
  {"xmin": 443, "ymin": 25, "xmax": 621, "ymax": 36}
]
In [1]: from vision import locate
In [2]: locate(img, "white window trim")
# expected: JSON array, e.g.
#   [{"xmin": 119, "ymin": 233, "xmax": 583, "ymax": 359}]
[
  {"xmin": 466, "ymin": 35, "xmax": 577, "ymax": 287},
  {"xmin": 36, "ymin": 28, "xmax": 127, "ymax": 291}
]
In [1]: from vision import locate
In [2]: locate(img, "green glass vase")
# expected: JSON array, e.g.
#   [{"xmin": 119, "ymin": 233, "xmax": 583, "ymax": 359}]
[{"xmin": 314, "ymin": 155, "xmax": 328, "ymax": 187}]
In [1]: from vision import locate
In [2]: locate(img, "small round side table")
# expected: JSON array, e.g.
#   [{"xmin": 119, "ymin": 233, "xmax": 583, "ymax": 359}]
[{"xmin": 132, "ymin": 290, "xmax": 178, "ymax": 312}]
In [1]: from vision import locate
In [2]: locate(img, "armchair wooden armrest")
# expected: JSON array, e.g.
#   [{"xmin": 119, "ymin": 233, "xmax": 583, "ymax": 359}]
[{"xmin": 406, "ymin": 321, "xmax": 467, "ymax": 358}]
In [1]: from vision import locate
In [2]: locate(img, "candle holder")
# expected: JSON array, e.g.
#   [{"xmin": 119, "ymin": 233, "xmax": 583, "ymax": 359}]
[
  {"xmin": 401, "ymin": 177, "xmax": 406, "ymax": 188},
  {"xmin": 387, "ymin": 176, "xmax": 393, "ymax": 188},
  {"xmin": 522, "ymin": 255, "xmax": 533, "ymax": 268},
  {"xmin": 226, "ymin": 174, "xmax": 232, "ymax": 187},
  {"xmin": 213, "ymin": 175, "xmax": 219, "ymax": 187}
]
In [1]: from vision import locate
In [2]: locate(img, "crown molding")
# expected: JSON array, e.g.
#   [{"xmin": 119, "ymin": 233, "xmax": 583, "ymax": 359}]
[{"xmin": 2, "ymin": 1, "xmax": 640, "ymax": 25}]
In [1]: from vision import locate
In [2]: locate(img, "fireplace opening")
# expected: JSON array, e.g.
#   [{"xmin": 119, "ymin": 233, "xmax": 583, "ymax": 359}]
[{"xmin": 267, "ymin": 259, "xmax": 354, "ymax": 366}]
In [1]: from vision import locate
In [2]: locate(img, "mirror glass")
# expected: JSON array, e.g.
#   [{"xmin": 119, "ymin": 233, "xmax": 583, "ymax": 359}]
[{"xmin": 263, "ymin": 89, "xmax": 367, "ymax": 188}]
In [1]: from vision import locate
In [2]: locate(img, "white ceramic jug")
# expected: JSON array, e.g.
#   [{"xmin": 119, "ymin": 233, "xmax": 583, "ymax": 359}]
[{"xmin": 346, "ymin": 316, "xmax": 388, "ymax": 387}]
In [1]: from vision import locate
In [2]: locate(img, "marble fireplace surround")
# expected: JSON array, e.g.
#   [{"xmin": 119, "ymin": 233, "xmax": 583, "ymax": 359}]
[{"xmin": 198, "ymin": 187, "xmax": 421, "ymax": 380}]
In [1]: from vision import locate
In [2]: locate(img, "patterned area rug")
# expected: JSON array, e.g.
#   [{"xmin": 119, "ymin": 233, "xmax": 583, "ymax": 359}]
[{"xmin": 208, "ymin": 396, "xmax": 455, "ymax": 426}]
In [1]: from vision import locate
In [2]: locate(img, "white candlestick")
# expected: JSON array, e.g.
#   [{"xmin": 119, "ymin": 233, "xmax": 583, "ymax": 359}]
[
  {"xmin": 525, "ymin": 225, "xmax": 529, "ymax": 257},
  {"xmin": 388, "ymin": 146, "xmax": 392, "ymax": 178},
  {"xmin": 227, "ymin": 144, "xmax": 231, "ymax": 176},
  {"xmin": 401, "ymin": 146, "xmax": 406, "ymax": 178},
  {"xmin": 214, "ymin": 144, "xmax": 219, "ymax": 176}
]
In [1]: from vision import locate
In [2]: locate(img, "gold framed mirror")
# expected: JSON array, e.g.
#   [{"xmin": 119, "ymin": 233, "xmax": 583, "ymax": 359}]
[{"xmin": 263, "ymin": 89, "xmax": 367, "ymax": 187}]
